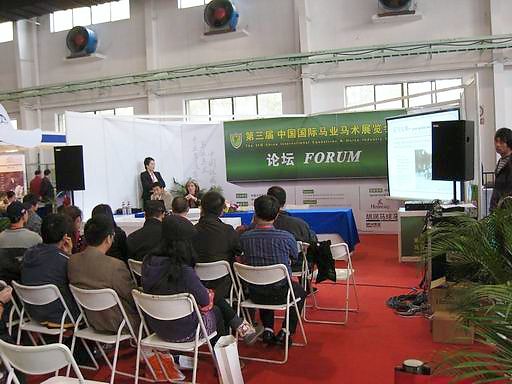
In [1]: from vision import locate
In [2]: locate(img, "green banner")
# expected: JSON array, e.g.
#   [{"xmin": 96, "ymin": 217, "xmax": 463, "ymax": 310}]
[{"xmin": 224, "ymin": 110, "xmax": 403, "ymax": 182}]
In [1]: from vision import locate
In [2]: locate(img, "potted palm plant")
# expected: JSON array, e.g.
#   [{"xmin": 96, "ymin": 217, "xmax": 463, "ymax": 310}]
[{"xmin": 417, "ymin": 202, "xmax": 512, "ymax": 383}]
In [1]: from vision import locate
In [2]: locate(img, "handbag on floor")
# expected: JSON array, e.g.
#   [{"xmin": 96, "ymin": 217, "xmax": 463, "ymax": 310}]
[{"xmin": 214, "ymin": 335, "xmax": 244, "ymax": 384}]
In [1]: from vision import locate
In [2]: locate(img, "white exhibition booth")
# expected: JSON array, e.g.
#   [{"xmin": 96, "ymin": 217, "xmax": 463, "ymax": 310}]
[{"xmin": 65, "ymin": 111, "xmax": 398, "ymax": 233}]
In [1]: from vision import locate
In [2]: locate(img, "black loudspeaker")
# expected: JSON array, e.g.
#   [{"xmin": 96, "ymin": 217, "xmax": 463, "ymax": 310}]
[
  {"xmin": 54, "ymin": 145, "xmax": 85, "ymax": 191},
  {"xmin": 432, "ymin": 120, "xmax": 474, "ymax": 181}
]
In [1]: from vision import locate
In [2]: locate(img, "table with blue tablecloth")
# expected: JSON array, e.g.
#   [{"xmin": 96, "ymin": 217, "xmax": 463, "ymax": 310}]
[{"xmin": 223, "ymin": 208, "xmax": 360, "ymax": 251}]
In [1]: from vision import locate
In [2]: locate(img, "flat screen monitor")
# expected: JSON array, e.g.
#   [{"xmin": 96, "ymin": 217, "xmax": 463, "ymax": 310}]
[{"xmin": 386, "ymin": 109, "xmax": 461, "ymax": 201}]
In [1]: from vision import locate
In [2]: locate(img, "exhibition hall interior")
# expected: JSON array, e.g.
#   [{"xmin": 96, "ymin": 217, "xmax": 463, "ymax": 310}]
[{"xmin": 0, "ymin": 0, "xmax": 511, "ymax": 383}]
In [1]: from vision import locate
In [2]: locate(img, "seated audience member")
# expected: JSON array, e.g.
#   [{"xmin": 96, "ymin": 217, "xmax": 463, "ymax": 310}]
[
  {"xmin": 22, "ymin": 194, "xmax": 42, "ymax": 235},
  {"xmin": 163, "ymin": 214, "xmax": 198, "ymax": 263},
  {"xmin": 92, "ymin": 204, "xmax": 128, "ymax": 263},
  {"xmin": 151, "ymin": 182, "xmax": 173, "ymax": 212},
  {"xmin": 21, "ymin": 214, "xmax": 79, "ymax": 325},
  {"xmin": 193, "ymin": 191, "xmax": 242, "ymax": 299},
  {"xmin": 5, "ymin": 191, "xmax": 16, "ymax": 206},
  {"xmin": 142, "ymin": 216, "xmax": 261, "ymax": 346},
  {"xmin": 267, "ymin": 186, "xmax": 317, "ymax": 244},
  {"xmin": 184, "ymin": 180, "xmax": 201, "ymax": 208},
  {"xmin": 0, "ymin": 202, "xmax": 42, "ymax": 283},
  {"xmin": 240, "ymin": 195, "xmax": 306, "ymax": 346},
  {"xmin": 171, "ymin": 197, "xmax": 189, "ymax": 218},
  {"xmin": 61, "ymin": 206, "xmax": 86, "ymax": 254},
  {"xmin": 126, "ymin": 201, "xmax": 165, "ymax": 261},
  {"xmin": 0, "ymin": 192, "xmax": 9, "ymax": 216},
  {"xmin": 68, "ymin": 214, "xmax": 139, "ymax": 333}
]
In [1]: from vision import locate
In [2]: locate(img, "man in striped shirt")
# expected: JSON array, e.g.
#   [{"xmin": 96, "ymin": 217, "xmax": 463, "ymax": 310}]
[{"xmin": 240, "ymin": 195, "xmax": 306, "ymax": 347}]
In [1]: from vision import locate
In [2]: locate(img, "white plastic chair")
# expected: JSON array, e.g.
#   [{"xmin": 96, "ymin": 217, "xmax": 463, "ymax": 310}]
[
  {"xmin": 233, "ymin": 262, "xmax": 307, "ymax": 364},
  {"xmin": 0, "ymin": 339, "xmax": 106, "ymax": 384},
  {"xmin": 127, "ymin": 259, "xmax": 143, "ymax": 286},
  {"xmin": 131, "ymin": 290, "xmax": 218, "ymax": 384},
  {"xmin": 304, "ymin": 242, "xmax": 359, "ymax": 325},
  {"xmin": 291, "ymin": 241, "xmax": 310, "ymax": 290},
  {"xmin": 11, "ymin": 282, "xmax": 76, "ymax": 346},
  {"xmin": 68, "ymin": 285, "xmax": 157, "ymax": 384},
  {"xmin": 194, "ymin": 260, "xmax": 238, "ymax": 305}
]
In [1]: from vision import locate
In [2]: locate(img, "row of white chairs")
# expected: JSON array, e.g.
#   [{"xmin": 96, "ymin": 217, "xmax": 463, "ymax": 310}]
[
  {"xmin": 0, "ymin": 261, "xmax": 309, "ymax": 382},
  {"xmin": 129, "ymin": 240, "xmax": 359, "ymax": 327}
]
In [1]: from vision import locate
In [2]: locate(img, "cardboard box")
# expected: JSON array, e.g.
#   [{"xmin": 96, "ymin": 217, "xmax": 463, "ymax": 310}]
[
  {"xmin": 432, "ymin": 310, "xmax": 474, "ymax": 345},
  {"xmin": 428, "ymin": 283, "xmax": 471, "ymax": 313}
]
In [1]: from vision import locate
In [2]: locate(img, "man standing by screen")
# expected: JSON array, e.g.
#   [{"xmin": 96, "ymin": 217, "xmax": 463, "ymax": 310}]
[{"xmin": 490, "ymin": 128, "xmax": 512, "ymax": 211}]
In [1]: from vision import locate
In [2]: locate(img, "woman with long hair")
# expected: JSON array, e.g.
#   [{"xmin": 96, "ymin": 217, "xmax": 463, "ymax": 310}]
[
  {"xmin": 91, "ymin": 204, "xmax": 128, "ymax": 262},
  {"xmin": 142, "ymin": 215, "xmax": 261, "ymax": 345},
  {"xmin": 61, "ymin": 205, "xmax": 86, "ymax": 254},
  {"xmin": 184, "ymin": 180, "xmax": 201, "ymax": 208}
]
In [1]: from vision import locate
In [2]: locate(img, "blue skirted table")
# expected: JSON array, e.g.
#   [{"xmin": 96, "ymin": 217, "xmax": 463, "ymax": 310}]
[{"xmin": 223, "ymin": 208, "xmax": 360, "ymax": 251}]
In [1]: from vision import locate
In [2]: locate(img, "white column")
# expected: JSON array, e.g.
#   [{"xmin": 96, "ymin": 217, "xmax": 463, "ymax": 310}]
[
  {"xmin": 295, "ymin": 0, "xmax": 311, "ymax": 115},
  {"xmin": 490, "ymin": 0, "xmax": 512, "ymax": 130},
  {"xmin": 144, "ymin": 0, "xmax": 160, "ymax": 115},
  {"xmin": 13, "ymin": 19, "xmax": 41, "ymax": 132}
]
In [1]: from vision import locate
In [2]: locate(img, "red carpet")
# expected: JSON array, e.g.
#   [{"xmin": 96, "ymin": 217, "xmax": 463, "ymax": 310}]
[{"xmin": 28, "ymin": 234, "xmax": 461, "ymax": 384}]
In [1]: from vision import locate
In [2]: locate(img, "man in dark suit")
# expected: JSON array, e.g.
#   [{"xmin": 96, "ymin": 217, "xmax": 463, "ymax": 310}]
[
  {"xmin": 68, "ymin": 214, "xmax": 139, "ymax": 333},
  {"xmin": 140, "ymin": 157, "xmax": 166, "ymax": 207},
  {"xmin": 126, "ymin": 200, "xmax": 165, "ymax": 261},
  {"xmin": 193, "ymin": 191, "xmax": 242, "ymax": 299}
]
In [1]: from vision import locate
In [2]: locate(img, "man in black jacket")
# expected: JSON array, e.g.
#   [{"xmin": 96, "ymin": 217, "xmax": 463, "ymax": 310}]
[
  {"xmin": 21, "ymin": 213, "xmax": 79, "ymax": 325},
  {"xmin": 140, "ymin": 157, "xmax": 166, "ymax": 207},
  {"xmin": 267, "ymin": 186, "xmax": 317, "ymax": 244},
  {"xmin": 126, "ymin": 200, "xmax": 165, "ymax": 261},
  {"xmin": 490, "ymin": 128, "xmax": 512, "ymax": 211},
  {"xmin": 193, "ymin": 191, "xmax": 242, "ymax": 299}
]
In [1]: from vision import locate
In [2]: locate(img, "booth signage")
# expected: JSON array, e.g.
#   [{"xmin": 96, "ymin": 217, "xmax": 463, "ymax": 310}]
[{"xmin": 224, "ymin": 110, "xmax": 403, "ymax": 182}]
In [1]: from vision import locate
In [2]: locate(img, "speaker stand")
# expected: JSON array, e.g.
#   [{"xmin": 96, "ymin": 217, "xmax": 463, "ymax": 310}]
[
  {"xmin": 70, "ymin": 190, "xmax": 75, "ymax": 206},
  {"xmin": 451, "ymin": 181, "xmax": 459, "ymax": 204}
]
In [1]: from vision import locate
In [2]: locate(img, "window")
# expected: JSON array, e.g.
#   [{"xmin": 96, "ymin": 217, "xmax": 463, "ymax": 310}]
[
  {"xmin": 178, "ymin": 0, "xmax": 212, "ymax": 9},
  {"xmin": 345, "ymin": 78, "xmax": 462, "ymax": 111},
  {"xmin": 0, "ymin": 21, "xmax": 13, "ymax": 43},
  {"xmin": 89, "ymin": 107, "xmax": 134, "ymax": 116},
  {"xmin": 50, "ymin": 0, "xmax": 130, "ymax": 33},
  {"xmin": 186, "ymin": 93, "xmax": 283, "ymax": 122},
  {"xmin": 56, "ymin": 106, "xmax": 134, "ymax": 132}
]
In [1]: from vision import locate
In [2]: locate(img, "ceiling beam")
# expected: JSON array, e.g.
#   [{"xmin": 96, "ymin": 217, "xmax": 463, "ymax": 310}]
[{"xmin": 1, "ymin": 34, "xmax": 511, "ymax": 102}]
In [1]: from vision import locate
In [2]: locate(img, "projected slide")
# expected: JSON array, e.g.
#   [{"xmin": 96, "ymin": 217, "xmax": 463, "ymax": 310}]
[{"xmin": 387, "ymin": 109, "xmax": 460, "ymax": 201}]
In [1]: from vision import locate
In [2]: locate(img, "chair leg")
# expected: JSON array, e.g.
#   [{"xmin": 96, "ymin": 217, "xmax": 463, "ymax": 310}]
[
  {"xmin": 68, "ymin": 334, "xmax": 78, "ymax": 377},
  {"xmin": 192, "ymin": 343, "xmax": 199, "ymax": 384},
  {"xmin": 109, "ymin": 337, "xmax": 122, "ymax": 384},
  {"xmin": 37, "ymin": 333, "xmax": 47, "ymax": 345},
  {"xmin": 293, "ymin": 302, "xmax": 308, "ymax": 346},
  {"xmin": 79, "ymin": 339, "xmax": 100, "ymax": 371},
  {"xmin": 15, "ymin": 326, "xmax": 22, "ymax": 345},
  {"xmin": 134, "ymin": 342, "xmax": 142, "ymax": 384},
  {"xmin": 351, "ymin": 273, "xmax": 360, "ymax": 311},
  {"xmin": 303, "ymin": 278, "xmax": 354, "ymax": 325}
]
